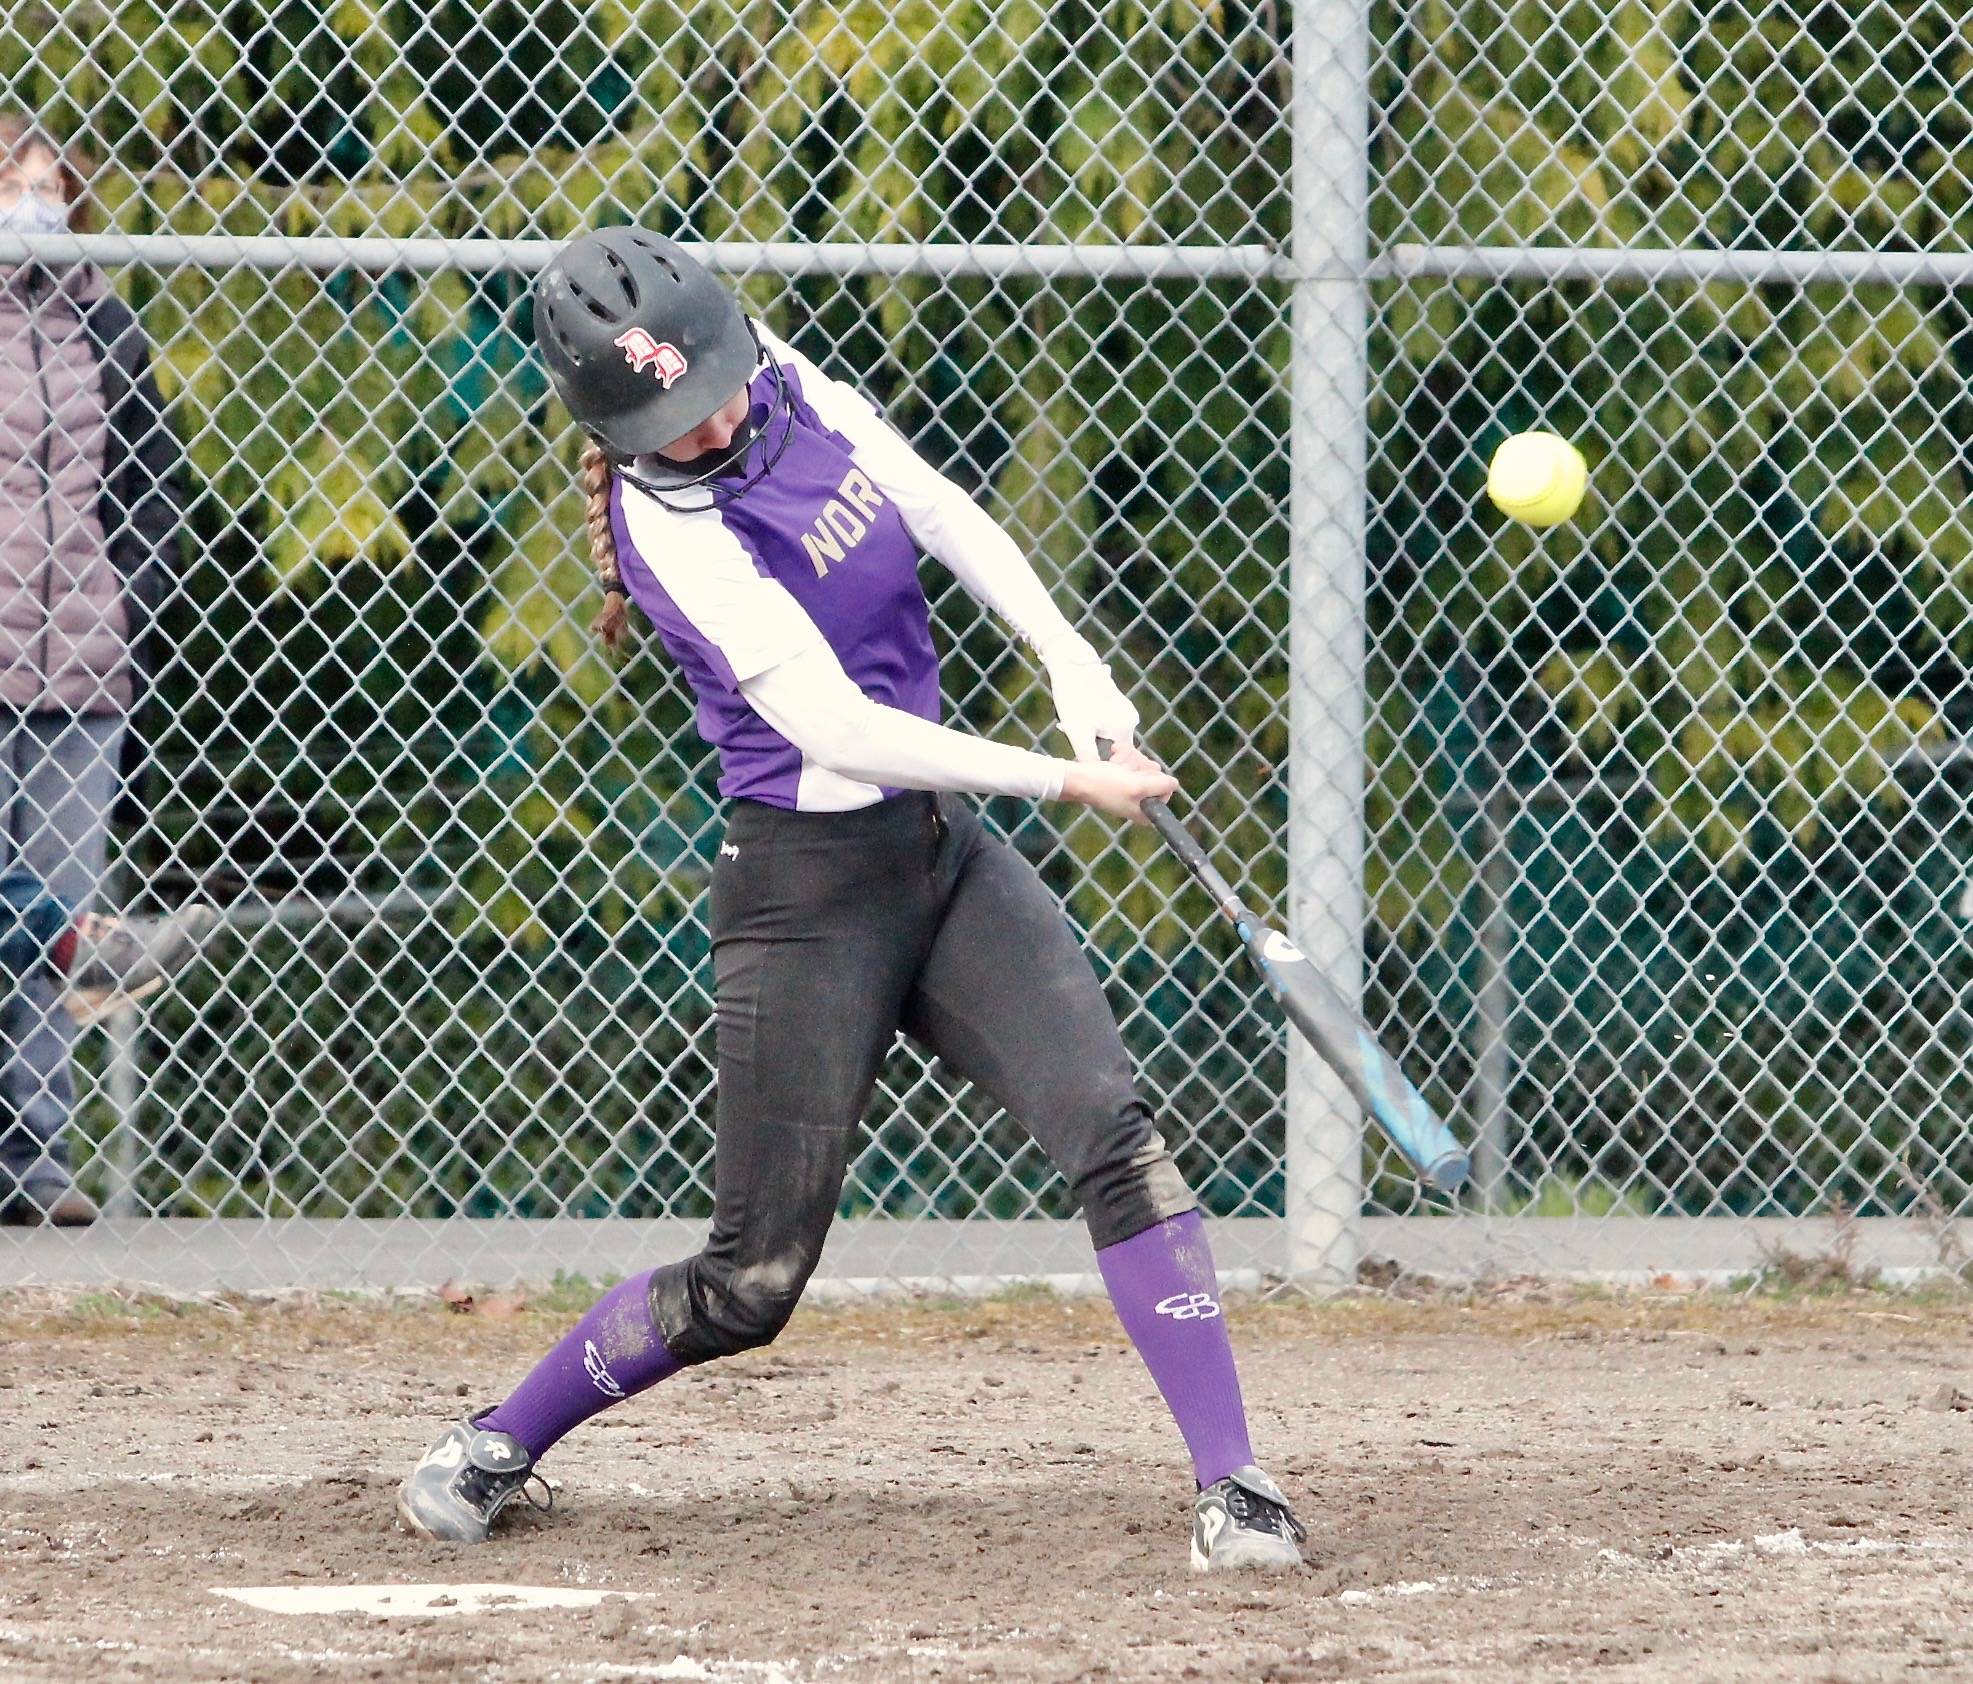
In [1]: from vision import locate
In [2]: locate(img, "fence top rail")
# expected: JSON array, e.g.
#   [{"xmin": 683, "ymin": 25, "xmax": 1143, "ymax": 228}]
[
  {"xmin": 1378, "ymin": 242, "xmax": 1973, "ymax": 288},
  {"xmin": 0, "ymin": 231, "xmax": 1294, "ymax": 282},
  {"xmin": 9, "ymin": 232, "xmax": 1967, "ymax": 290}
]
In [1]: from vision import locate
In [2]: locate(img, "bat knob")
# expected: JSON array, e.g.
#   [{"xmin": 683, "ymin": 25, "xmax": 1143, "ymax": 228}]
[{"xmin": 1425, "ymin": 1150, "xmax": 1471, "ymax": 1195}]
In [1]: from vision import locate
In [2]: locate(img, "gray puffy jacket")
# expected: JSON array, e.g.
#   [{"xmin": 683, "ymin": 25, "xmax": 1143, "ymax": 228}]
[{"xmin": 0, "ymin": 261, "xmax": 182, "ymax": 717}]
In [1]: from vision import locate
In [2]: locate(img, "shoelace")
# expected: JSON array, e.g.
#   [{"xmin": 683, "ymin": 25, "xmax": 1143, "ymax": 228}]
[
  {"xmin": 460, "ymin": 1451, "xmax": 554, "ymax": 1520},
  {"xmin": 1224, "ymin": 1483, "xmax": 1306, "ymax": 1543},
  {"xmin": 475, "ymin": 1462, "xmax": 554, "ymax": 1516}
]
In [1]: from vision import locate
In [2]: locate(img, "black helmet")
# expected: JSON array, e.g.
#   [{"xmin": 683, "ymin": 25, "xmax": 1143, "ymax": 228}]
[{"xmin": 533, "ymin": 228, "xmax": 759, "ymax": 463}]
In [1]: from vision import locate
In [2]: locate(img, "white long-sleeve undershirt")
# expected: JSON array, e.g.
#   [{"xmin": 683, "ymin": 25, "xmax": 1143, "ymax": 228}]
[
  {"xmin": 757, "ymin": 325, "xmax": 1100, "ymax": 666},
  {"xmin": 740, "ymin": 642, "xmax": 1067, "ymax": 801}
]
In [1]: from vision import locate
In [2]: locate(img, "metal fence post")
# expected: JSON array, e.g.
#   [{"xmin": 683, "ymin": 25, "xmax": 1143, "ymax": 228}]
[
  {"xmin": 1284, "ymin": 0, "xmax": 1369, "ymax": 1285},
  {"xmin": 102, "ymin": 1001, "xmax": 142, "ymax": 1220}
]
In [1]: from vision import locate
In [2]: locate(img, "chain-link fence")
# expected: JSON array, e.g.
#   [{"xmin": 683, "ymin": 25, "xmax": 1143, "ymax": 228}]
[
  {"xmin": 1, "ymin": 1, "xmax": 1969, "ymax": 1294},
  {"xmin": 1359, "ymin": 0, "xmax": 1973, "ymax": 1283}
]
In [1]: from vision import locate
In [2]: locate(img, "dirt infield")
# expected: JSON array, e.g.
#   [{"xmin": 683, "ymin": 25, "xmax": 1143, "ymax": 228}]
[{"xmin": 4, "ymin": 1286, "xmax": 1973, "ymax": 1682}]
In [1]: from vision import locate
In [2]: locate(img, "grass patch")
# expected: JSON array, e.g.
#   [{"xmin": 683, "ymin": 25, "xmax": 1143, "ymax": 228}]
[
  {"xmin": 59, "ymin": 1288, "xmax": 186, "ymax": 1321},
  {"xmin": 517, "ymin": 1271, "xmax": 621, "ymax": 1316},
  {"xmin": 1501, "ymin": 1176, "xmax": 1660, "ymax": 1218},
  {"xmin": 1742, "ymin": 1204, "xmax": 1883, "ymax": 1297}
]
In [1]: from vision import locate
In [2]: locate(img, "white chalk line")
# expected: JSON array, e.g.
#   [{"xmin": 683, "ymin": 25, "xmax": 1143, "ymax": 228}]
[
  {"xmin": 212, "ymin": 1583, "xmax": 649, "ymax": 1618},
  {"xmin": 553, "ymin": 1662, "xmax": 807, "ymax": 1684},
  {"xmin": 1331, "ymin": 1529, "xmax": 1973, "ymax": 1607},
  {"xmin": 201, "ymin": 1585, "xmax": 834, "ymax": 1683},
  {"xmin": 1337, "ymin": 1575, "xmax": 1501, "ymax": 1605},
  {"xmin": 4, "ymin": 1469, "xmax": 313, "ymax": 1495},
  {"xmin": 1600, "ymin": 1527, "xmax": 1973, "ymax": 1570}
]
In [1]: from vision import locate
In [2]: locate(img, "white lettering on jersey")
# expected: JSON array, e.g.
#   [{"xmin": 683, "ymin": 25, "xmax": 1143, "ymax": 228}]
[
  {"xmin": 802, "ymin": 524, "xmax": 844, "ymax": 576},
  {"xmin": 801, "ymin": 468, "xmax": 890, "ymax": 576},
  {"xmin": 839, "ymin": 466, "xmax": 884, "ymax": 521}
]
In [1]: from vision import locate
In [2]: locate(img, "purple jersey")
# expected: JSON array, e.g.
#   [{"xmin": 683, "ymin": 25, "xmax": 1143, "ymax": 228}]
[{"xmin": 612, "ymin": 345, "xmax": 944, "ymax": 811}]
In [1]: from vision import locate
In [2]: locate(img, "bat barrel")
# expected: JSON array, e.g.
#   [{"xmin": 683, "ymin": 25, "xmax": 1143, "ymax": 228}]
[{"xmin": 1111, "ymin": 742, "xmax": 1469, "ymax": 1197}]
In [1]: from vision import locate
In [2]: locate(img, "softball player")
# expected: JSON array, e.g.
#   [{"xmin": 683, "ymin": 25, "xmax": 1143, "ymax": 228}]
[{"xmin": 398, "ymin": 228, "xmax": 1306, "ymax": 1572}]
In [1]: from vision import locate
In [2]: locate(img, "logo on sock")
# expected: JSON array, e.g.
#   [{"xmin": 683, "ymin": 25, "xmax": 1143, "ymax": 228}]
[
  {"xmin": 583, "ymin": 1338, "xmax": 627, "ymax": 1399},
  {"xmin": 1153, "ymin": 1291, "xmax": 1222, "ymax": 1322}
]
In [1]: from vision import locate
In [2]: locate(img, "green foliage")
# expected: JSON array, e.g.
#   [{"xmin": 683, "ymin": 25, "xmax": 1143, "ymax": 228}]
[
  {"xmin": 1, "ymin": 0, "xmax": 1292, "ymax": 864},
  {"xmin": 1506, "ymin": 1175, "xmax": 1660, "ymax": 1219},
  {"xmin": 1369, "ymin": 0, "xmax": 1973, "ymax": 931}
]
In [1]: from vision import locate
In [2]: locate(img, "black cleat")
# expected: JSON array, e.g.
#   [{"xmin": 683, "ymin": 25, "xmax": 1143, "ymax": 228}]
[
  {"xmin": 396, "ymin": 1420, "xmax": 548, "ymax": 1543},
  {"xmin": 1191, "ymin": 1464, "xmax": 1307, "ymax": 1572}
]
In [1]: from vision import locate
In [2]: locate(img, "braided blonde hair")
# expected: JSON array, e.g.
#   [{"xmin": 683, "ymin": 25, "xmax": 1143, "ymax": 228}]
[{"xmin": 581, "ymin": 438, "xmax": 631, "ymax": 650}]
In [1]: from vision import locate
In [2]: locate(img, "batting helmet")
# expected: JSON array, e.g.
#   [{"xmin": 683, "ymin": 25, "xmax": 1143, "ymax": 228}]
[{"xmin": 533, "ymin": 228, "xmax": 759, "ymax": 463}]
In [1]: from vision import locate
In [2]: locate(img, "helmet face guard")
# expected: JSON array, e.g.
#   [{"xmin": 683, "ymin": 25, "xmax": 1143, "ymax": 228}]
[{"xmin": 534, "ymin": 227, "xmax": 758, "ymax": 460}]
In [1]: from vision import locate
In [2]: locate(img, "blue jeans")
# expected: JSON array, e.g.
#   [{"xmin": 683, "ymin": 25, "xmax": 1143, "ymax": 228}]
[
  {"xmin": 0, "ymin": 864, "xmax": 76, "ymax": 976},
  {"xmin": 0, "ymin": 713, "xmax": 126, "ymax": 1193}
]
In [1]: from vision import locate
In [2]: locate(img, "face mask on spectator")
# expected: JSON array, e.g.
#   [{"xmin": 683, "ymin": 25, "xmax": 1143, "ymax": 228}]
[{"xmin": 0, "ymin": 194, "xmax": 69, "ymax": 236}]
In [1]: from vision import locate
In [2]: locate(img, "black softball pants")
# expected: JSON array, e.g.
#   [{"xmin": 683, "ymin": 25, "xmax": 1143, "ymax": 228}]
[{"xmin": 647, "ymin": 790, "xmax": 1194, "ymax": 1366}]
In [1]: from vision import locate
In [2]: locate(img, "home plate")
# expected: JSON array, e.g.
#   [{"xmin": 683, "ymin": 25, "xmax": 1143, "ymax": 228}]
[{"xmin": 212, "ymin": 1583, "xmax": 647, "ymax": 1618}]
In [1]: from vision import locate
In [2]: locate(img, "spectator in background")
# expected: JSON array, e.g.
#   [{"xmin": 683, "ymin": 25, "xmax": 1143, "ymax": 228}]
[{"xmin": 0, "ymin": 115, "xmax": 209, "ymax": 1227}]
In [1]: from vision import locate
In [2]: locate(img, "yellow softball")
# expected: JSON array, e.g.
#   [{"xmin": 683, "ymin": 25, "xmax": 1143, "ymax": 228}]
[{"xmin": 1487, "ymin": 431, "xmax": 1589, "ymax": 527}]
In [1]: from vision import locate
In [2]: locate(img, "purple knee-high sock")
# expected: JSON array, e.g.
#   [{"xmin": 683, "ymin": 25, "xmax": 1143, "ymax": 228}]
[
  {"xmin": 476, "ymin": 1271, "xmax": 679, "ymax": 1460},
  {"xmin": 1096, "ymin": 1210, "xmax": 1255, "ymax": 1487}
]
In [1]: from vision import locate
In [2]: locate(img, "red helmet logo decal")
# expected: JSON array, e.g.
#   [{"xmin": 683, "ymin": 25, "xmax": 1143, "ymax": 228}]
[{"xmin": 614, "ymin": 328, "xmax": 689, "ymax": 388}]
